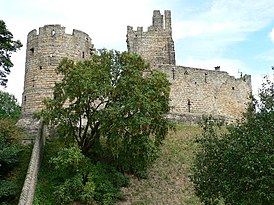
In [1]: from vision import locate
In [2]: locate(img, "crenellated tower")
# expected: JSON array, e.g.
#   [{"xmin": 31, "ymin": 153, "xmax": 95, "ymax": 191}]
[
  {"xmin": 127, "ymin": 10, "xmax": 175, "ymax": 66},
  {"xmin": 21, "ymin": 25, "xmax": 95, "ymax": 117}
]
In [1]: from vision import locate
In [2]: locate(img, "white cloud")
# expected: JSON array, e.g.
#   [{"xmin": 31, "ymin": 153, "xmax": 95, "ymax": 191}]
[
  {"xmin": 269, "ymin": 28, "xmax": 274, "ymax": 44},
  {"xmin": 173, "ymin": 0, "xmax": 274, "ymax": 41}
]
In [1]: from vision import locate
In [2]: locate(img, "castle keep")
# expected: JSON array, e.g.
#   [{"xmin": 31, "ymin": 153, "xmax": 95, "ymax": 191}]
[{"xmin": 19, "ymin": 10, "xmax": 252, "ymax": 124}]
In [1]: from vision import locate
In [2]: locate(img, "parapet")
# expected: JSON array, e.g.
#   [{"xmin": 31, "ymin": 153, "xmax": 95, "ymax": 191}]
[{"xmin": 27, "ymin": 25, "xmax": 91, "ymax": 41}]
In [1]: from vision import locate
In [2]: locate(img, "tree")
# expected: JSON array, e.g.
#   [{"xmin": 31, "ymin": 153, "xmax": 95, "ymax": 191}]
[
  {"xmin": 0, "ymin": 20, "xmax": 22, "ymax": 86},
  {"xmin": 191, "ymin": 76, "xmax": 274, "ymax": 205},
  {"xmin": 0, "ymin": 119, "xmax": 22, "ymax": 202},
  {"xmin": 0, "ymin": 91, "xmax": 21, "ymax": 121},
  {"xmin": 41, "ymin": 49, "xmax": 171, "ymax": 175}
]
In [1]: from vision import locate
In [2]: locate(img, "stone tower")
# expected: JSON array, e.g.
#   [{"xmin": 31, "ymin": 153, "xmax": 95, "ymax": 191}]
[
  {"xmin": 21, "ymin": 25, "xmax": 94, "ymax": 118},
  {"xmin": 127, "ymin": 10, "xmax": 175, "ymax": 66}
]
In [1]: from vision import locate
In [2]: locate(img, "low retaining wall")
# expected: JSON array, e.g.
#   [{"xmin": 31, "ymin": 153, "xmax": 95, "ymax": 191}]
[{"xmin": 18, "ymin": 121, "xmax": 45, "ymax": 205}]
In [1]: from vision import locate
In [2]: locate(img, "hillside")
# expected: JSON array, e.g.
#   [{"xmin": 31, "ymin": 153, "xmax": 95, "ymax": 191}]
[{"xmin": 118, "ymin": 124, "xmax": 202, "ymax": 205}]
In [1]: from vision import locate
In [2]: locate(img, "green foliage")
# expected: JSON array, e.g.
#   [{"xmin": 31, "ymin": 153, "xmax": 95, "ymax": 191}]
[
  {"xmin": 0, "ymin": 91, "xmax": 21, "ymax": 121},
  {"xmin": 0, "ymin": 20, "xmax": 22, "ymax": 87},
  {"xmin": 47, "ymin": 146, "xmax": 129, "ymax": 205},
  {"xmin": 191, "ymin": 77, "xmax": 274, "ymax": 205},
  {"xmin": 0, "ymin": 119, "xmax": 23, "ymax": 203},
  {"xmin": 40, "ymin": 49, "xmax": 171, "ymax": 176}
]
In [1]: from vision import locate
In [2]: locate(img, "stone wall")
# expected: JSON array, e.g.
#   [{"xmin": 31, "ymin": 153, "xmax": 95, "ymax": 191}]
[
  {"xmin": 18, "ymin": 121, "xmax": 45, "ymax": 205},
  {"xmin": 127, "ymin": 10, "xmax": 175, "ymax": 66},
  {"xmin": 127, "ymin": 10, "xmax": 252, "ymax": 121},
  {"xmin": 159, "ymin": 65, "xmax": 252, "ymax": 121},
  {"xmin": 21, "ymin": 25, "xmax": 95, "ymax": 116}
]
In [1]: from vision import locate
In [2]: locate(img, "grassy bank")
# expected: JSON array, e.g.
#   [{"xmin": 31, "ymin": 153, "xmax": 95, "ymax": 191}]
[{"xmin": 118, "ymin": 124, "xmax": 202, "ymax": 205}]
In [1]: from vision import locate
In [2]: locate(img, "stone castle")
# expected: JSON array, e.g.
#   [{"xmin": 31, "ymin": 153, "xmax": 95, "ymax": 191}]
[{"xmin": 19, "ymin": 10, "xmax": 252, "ymax": 124}]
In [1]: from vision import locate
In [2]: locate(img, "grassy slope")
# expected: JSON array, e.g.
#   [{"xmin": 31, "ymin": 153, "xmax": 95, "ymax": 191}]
[{"xmin": 118, "ymin": 124, "xmax": 202, "ymax": 205}]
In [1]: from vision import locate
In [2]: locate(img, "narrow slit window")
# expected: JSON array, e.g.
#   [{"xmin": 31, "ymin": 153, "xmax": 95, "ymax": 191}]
[
  {"xmin": 232, "ymin": 87, "xmax": 235, "ymax": 90},
  {"xmin": 39, "ymin": 66, "xmax": 42, "ymax": 70},
  {"xmin": 51, "ymin": 30, "xmax": 55, "ymax": 36},
  {"xmin": 172, "ymin": 68, "xmax": 175, "ymax": 80},
  {"xmin": 82, "ymin": 52, "xmax": 85, "ymax": 58},
  {"xmin": 187, "ymin": 99, "xmax": 191, "ymax": 112},
  {"xmin": 205, "ymin": 73, "xmax": 208, "ymax": 83}
]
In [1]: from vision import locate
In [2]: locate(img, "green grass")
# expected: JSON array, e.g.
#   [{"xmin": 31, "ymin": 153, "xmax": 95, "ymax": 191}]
[{"xmin": 118, "ymin": 124, "xmax": 202, "ymax": 205}]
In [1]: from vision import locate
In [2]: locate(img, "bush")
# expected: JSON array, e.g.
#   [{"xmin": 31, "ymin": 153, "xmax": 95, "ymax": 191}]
[
  {"xmin": 49, "ymin": 146, "xmax": 129, "ymax": 205},
  {"xmin": 191, "ymin": 77, "xmax": 274, "ymax": 205},
  {"xmin": 0, "ymin": 120, "xmax": 24, "ymax": 203}
]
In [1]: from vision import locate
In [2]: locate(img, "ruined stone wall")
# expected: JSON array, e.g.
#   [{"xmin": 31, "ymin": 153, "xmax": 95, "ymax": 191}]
[
  {"xmin": 127, "ymin": 10, "xmax": 252, "ymax": 121},
  {"xmin": 18, "ymin": 121, "xmax": 45, "ymax": 205},
  {"xmin": 21, "ymin": 25, "xmax": 94, "ymax": 116},
  {"xmin": 158, "ymin": 65, "xmax": 252, "ymax": 121},
  {"xmin": 127, "ymin": 10, "xmax": 175, "ymax": 66}
]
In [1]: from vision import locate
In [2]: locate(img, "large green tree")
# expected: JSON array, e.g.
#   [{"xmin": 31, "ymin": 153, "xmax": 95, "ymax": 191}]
[
  {"xmin": 0, "ymin": 20, "xmax": 22, "ymax": 86},
  {"xmin": 0, "ymin": 91, "xmax": 21, "ymax": 121},
  {"xmin": 41, "ymin": 49, "xmax": 171, "ymax": 175},
  {"xmin": 191, "ymin": 76, "xmax": 274, "ymax": 205}
]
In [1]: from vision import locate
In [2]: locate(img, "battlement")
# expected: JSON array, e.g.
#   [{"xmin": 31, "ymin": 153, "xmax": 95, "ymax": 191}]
[
  {"xmin": 127, "ymin": 10, "xmax": 175, "ymax": 66},
  {"xmin": 27, "ymin": 25, "xmax": 92, "ymax": 42}
]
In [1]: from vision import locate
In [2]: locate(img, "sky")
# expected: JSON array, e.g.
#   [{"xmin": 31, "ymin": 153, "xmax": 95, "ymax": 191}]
[{"xmin": 1, "ymin": 0, "xmax": 274, "ymax": 104}]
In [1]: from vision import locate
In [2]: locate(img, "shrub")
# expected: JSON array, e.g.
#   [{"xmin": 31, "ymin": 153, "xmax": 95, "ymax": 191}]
[{"xmin": 50, "ymin": 146, "xmax": 129, "ymax": 205}]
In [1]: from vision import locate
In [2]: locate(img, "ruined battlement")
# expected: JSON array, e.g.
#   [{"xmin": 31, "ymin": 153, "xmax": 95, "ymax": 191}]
[
  {"xmin": 127, "ymin": 10, "xmax": 252, "ymax": 122},
  {"xmin": 127, "ymin": 10, "xmax": 175, "ymax": 66}
]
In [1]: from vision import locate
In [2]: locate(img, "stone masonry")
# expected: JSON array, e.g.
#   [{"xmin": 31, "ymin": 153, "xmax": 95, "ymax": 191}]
[
  {"xmin": 21, "ymin": 25, "xmax": 94, "ymax": 117},
  {"xmin": 127, "ymin": 10, "xmax": 176, "ymax": 66},
  {"xmin": 127, "ymin": 10, "xmax": 252, "ymax": 122},
  {"xmin": 19, "ymin": 10, "xmax": 252, "ymax": 124}
]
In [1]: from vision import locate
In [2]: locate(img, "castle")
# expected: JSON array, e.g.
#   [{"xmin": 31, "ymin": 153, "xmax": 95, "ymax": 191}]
[{"xmin": 19, "ymin": 10, "xmax": 252, "ymax": 126}]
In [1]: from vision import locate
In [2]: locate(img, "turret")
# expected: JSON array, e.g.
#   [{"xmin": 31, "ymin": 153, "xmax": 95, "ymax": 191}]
[{"xmin": 21, "ymin": 25, "xmax": 95, "ymax": 117}]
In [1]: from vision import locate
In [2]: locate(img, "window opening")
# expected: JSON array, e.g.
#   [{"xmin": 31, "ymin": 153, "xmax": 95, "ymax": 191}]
[
  {"xmin": 82, "ymin": 52, "xmax": 85, "ymax": 58},
  {"xmin": 30, "ymin": 48, "xmax": 34, "ymax": 54},
  {"xmin": 205, "ymin": 73, "xmax": 208, "ymax": 83},
  {"xmin": 232, "ymin": 87, "xmax": 235, "ymax": 90},
  {"xmin": 51, "ymin": 30, "xmax": 55, "ymax": 36},
  {"xmin": 172, "ymin": 67, "xmax": 175, "ymax": 80},
  {"xmin": 187, "ymin": 99, "xmax": 191, "ymax": 112}
]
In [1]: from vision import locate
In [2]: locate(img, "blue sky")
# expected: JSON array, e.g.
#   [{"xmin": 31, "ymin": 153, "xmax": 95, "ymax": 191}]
[{"xmin": 1, "ymin": 0, "xmax": 274, "ymax": 103}]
